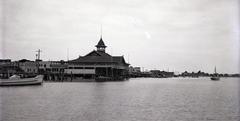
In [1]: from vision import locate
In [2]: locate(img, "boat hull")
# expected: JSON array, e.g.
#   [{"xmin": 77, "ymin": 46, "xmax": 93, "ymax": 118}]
[
  {"xmin": 0, "ymin": 75, "xmax": 43, "ymax": 86},
  {"xmin": 210, "ymin": 77, "xmax": 220, "ymax": 81}
]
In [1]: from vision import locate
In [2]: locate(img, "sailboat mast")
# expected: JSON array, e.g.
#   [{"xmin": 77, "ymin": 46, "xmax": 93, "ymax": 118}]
[
  {"xmin": 214, "ymin": 66, "xmax": 217, "ymax": 74},
  {"xmin": 67, "ymin": 48, "xmax": 69, "ymax": 61}
]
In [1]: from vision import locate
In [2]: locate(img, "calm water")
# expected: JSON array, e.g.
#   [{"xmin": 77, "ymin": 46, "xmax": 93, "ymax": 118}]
[{"xmin": 0, "ymin": 78, "xmax": 239, "ymax": 121}]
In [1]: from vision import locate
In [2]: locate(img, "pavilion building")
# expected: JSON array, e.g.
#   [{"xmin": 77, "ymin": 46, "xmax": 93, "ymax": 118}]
[{"xmin": 64, "ymin": 37, "xmax": 130, "ymax": 81}]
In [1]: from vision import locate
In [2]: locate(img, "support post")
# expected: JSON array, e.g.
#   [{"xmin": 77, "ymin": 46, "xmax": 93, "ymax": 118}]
[{"xmin": 106, "ymin": 67, "xmax": 108, "ymax": 77}]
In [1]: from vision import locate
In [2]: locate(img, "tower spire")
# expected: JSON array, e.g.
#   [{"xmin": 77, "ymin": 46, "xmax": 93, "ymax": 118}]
[
  {"xmin": 100, "ymin": 24, "xmax": 103, "ymax": 39},
  {"xmin": 96, "ymin": 25, "xmax": 107, "ymax": 52}
]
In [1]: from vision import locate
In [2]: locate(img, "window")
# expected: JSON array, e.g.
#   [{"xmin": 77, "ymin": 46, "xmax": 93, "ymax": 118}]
[
  {"xmin": 74, "ymin": 67, "xmax": 83, "ymax": 69},
  {"xmin": 85, "ymin": 67, "xmax": 94, "ymax": 69}
]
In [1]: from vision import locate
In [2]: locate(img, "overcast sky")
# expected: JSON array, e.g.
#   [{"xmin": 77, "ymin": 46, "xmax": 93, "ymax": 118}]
[{"xmin": 1, "ymin": 0, "xmax": 239, "ymax": 73}]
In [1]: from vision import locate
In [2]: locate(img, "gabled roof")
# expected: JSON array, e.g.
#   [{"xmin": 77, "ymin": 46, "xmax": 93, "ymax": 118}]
[
  {"xmin": 70, "ymin": 50, "xmax": 129, "ymax": 65},
  {"xmin": 95, "ymin": 38, "xmax": 107, "ymax": 48},
  {"xmin": 112, "ymin": 56, "xmax": 127, "ymax": 64},
  {"xmin": 85, "ymin": 50, "xmax": 111, "ymax": 57}
]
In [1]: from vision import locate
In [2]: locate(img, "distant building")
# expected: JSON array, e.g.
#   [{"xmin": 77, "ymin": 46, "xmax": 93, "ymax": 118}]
[
  {"xmin": 128, "ymin": 66, "xmax": 142, "ymax": 77},
  {"xmin": 65, "ymin": 37, "xmax": 129, "ymax": 80},
  {"xmin": 38, "ymin": 60, "xmax": 67, "ymax": 80},
  {"xmin": 19, "ymin": 60, "xmax": 38, "ymax": 74},
  {"xmin": 150, "ymin": 70, "xmax": 161, "ymax": 77},
  {"xmin": 150, "ymin": 70, "xmax": 174, "ymax": 78},
  {"xmin": 128, "ymin": 66, "xmax": 134, "ymax": 74},
  {"xmin": 0, "ymin": 59, "xmax": 11, "ymax": 63},
  {"xmin": 0, "ymin": 59, "xmax": 20, "ymax": 78},
  {"xmin": 134, "ymin": 67, "xmax": 141, "ymax": 72}
]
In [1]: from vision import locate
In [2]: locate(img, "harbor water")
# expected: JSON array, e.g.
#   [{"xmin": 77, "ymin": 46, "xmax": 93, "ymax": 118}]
[{"xmin": 0, "ymin": 78, "xmax": 239, "ymax": 121}]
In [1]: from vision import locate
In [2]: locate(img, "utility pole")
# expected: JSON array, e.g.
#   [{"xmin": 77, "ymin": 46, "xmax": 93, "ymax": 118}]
[
  {"xmin": 35, "ymin": 49, "xmax": 42, "ymax": 75},
  {"xmin": 36, "ymin": 49, "xmax": 42, "ymax": 60},
  {"xmin": 67, "ymin": 48, "xmax": 69, "ymax": 61}
]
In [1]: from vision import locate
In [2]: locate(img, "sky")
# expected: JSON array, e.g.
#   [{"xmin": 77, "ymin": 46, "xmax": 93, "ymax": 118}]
[{"xmin": 0, "ymin": 0, "xmax": 239, "ymax": 74}]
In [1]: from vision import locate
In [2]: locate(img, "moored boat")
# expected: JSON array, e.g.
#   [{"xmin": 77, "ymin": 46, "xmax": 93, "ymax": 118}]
[
  {"xmin": 210, "ymin": 76, "xmax": 220, "ymax": 81},
  {"xmin": 0, "ymin": 75, "xmax": 43, "ymax": 86},
  {"xmin": 210, "ymin": 66, "xmax": 220, "ymax": 81}
]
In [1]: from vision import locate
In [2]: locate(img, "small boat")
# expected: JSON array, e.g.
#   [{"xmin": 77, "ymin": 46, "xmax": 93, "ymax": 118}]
[
  {"xmin": 210, "ymin": 76, "xmax": 220, "ymax": 81},
  {"xmin": 0, "ymin": 75, "xmax": 43, "ymax": 86},
  {"xmin": 210, "ymin": 67, "xmax": 220, "ymax": 81}
]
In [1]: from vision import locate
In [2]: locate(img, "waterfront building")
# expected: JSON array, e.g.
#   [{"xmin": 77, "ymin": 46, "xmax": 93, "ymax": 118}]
[
  {"xmin": 0, "ymin": 59, "xmax": 20, "ymax": 78},
  {"xmin": 18, "ymin": 59, "xmax": 38, "ymax": 75},
  {"xmin": 65, "ymin": 37, "xmax": 130, "ymax": 80},
  {"xmin": 133, "ymin": 67, "xmax": 141, "ymax": 72},
  {"xmin": 38, "ymin": 60, "xmax": 67, "ymax": 80},
  {"xmin": 0, "ymin": 59, "xmax": 39, "ymax": 78},
  {"xmin": 128, "ymin": 66, "xmax": 142, "ymax": 77},
  {"xmin": 129, "ymin": 66, "xmax": 141, "ymax": 73}
]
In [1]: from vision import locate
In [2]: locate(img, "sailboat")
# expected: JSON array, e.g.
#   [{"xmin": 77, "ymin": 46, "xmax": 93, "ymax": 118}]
[{"xmin": 210, "ymin": 66, "xmax": 220, "ymax": 81}]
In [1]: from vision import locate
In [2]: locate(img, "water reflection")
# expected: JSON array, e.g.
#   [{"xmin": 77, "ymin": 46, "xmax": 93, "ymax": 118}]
[{"xmin": 0, "ymin": 78, "xmax": 239, "ymax": 121}]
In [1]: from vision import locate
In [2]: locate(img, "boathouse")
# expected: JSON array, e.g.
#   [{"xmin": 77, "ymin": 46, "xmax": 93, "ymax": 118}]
[{"xmin": 65, "ymin": 37, "xmax": 130, "ymax": 80}]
